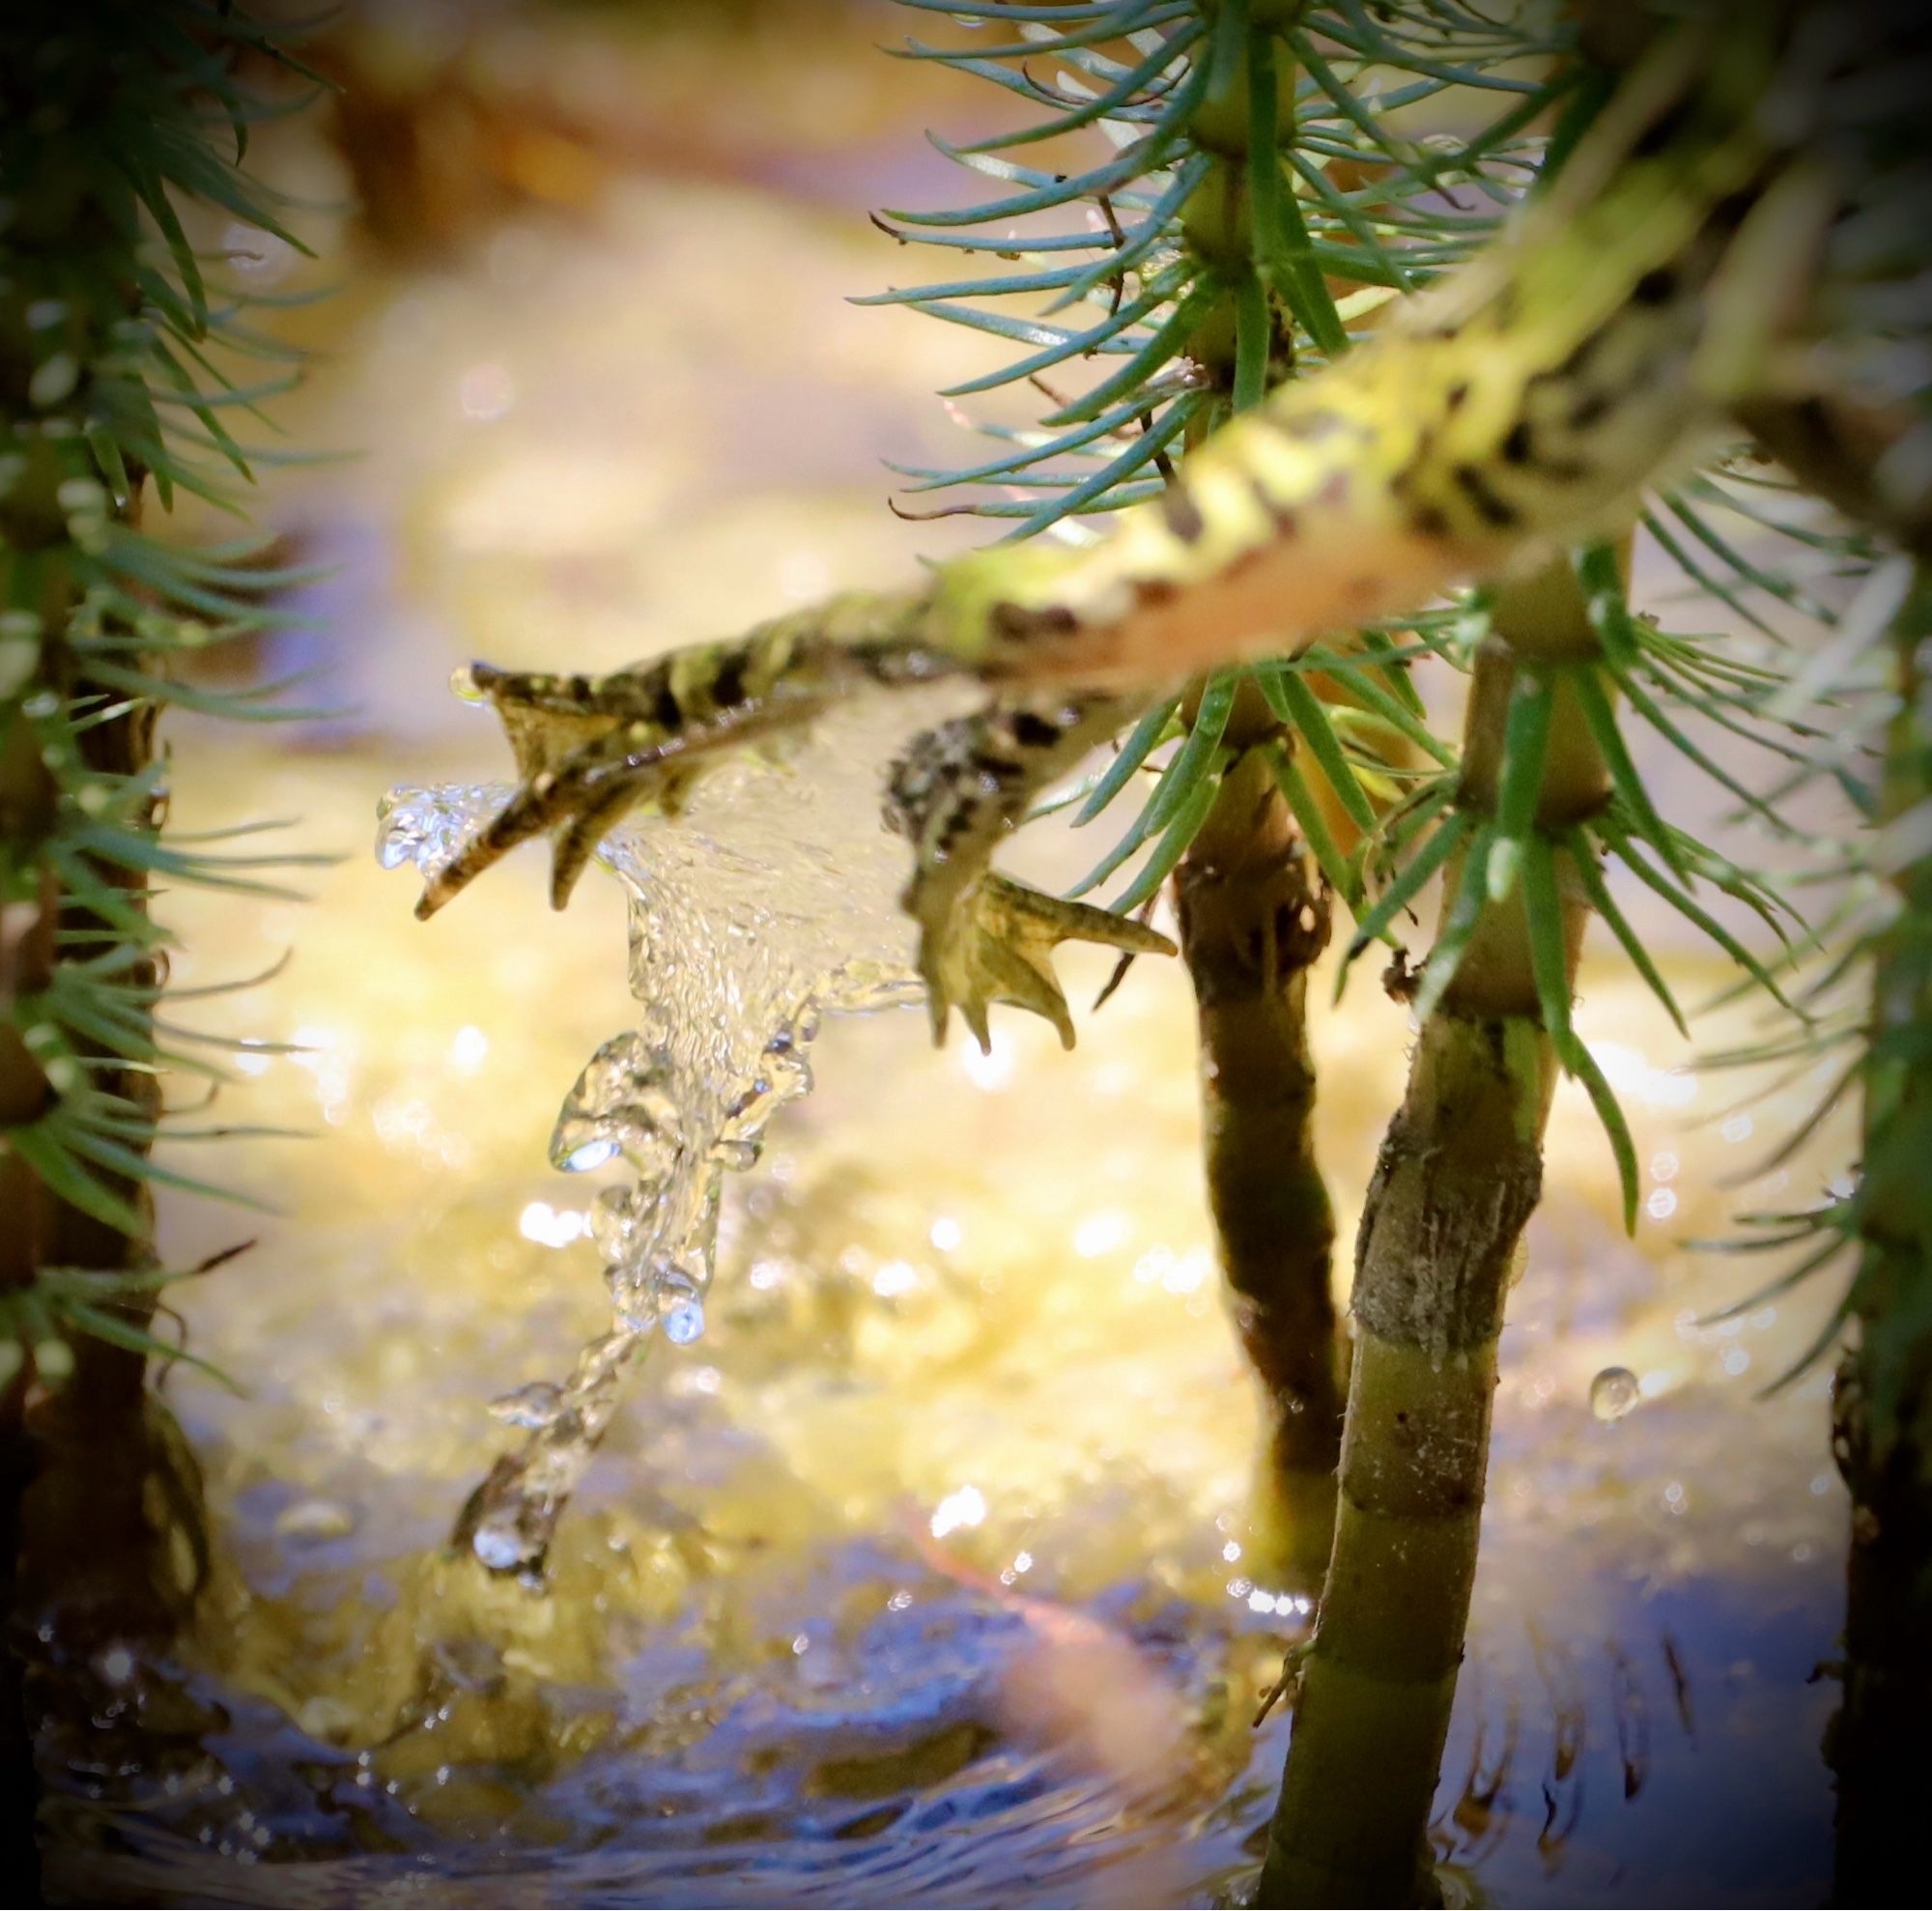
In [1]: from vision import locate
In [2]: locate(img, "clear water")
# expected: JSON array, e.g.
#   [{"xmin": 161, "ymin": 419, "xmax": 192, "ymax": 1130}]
[{"xmin": 372, "ymin": 680, "xmax": 970, "ymax": 1577}]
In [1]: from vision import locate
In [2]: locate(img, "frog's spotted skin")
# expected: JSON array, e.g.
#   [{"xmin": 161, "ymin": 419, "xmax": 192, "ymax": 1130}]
[{"xmin": 414, "ymin": 11, "xmax": 1880, "ymax": 1046}]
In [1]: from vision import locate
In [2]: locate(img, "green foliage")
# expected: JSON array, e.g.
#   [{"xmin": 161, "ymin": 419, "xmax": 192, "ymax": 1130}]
[
  {"xmin": 878, "ymin": 0, "xmax": 1560, "ymax": 927},
  {"xmin": 878, "ymin": 0, "xmax": 1889, "ymax": 1231},
  {"xmin": 1, "ymin": 2, "xmax": 323, "ymax": 1371}
]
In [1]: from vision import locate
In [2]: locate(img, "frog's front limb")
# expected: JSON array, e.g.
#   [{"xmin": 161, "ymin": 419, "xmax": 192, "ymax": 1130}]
[
  {"xmin": 885, "ymin": 695, "xmax": 1177, "ymax": 1050},
  {"xmin": 413, "ymin": 594, "xmax": 952, "ymax": 919}
]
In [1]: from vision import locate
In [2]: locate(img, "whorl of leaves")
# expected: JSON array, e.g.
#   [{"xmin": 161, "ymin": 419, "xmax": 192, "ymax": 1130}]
[
  {"xmin": 1, "ymin": 2, "xmax": 327, "ymax": 1379},
  {"xmin": 872, "ymin": 0, "xmax": 1879, "ymax": 1235}
]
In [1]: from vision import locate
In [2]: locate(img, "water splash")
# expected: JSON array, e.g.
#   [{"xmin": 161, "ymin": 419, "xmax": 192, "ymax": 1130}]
[{"xmin": 378, "ymin": 681, "xmax": 972, "ymax": 1575}]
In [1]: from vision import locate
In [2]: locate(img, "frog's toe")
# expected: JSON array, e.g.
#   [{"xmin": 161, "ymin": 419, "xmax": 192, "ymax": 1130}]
[{"xmin": 919, "ymin": 872, "xmax": 1176, "ymax": 1052}]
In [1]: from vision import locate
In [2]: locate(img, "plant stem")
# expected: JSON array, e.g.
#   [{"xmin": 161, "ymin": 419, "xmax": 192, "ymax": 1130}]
[
  {"xmin": 1177, "ymin": 720, "xmax": 1342, "ymax": 1554},
  {"xmin": 1257, "ymin": 556, "xmax": 1609, "ymax": 1908},
  {"xmin": 1166, "ymin": 15, "xmax": 1343, "ymax": 1550},
  {"xmin": 1830, "ymin": 566, "xmax": 1932, "ymax": 1902}
]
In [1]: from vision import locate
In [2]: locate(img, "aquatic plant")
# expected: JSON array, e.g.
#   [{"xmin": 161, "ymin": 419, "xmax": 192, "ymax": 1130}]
[
  {"xmin": 398, "ymin": 2, "xmax": 1927, "ymax": 1901},
  {"xmin": 0, "ymin": 0, "xmax": 326, "ymax": 1855},
  {"xmin": 860, "ymin": 0, "xmax": 1563, "ymax": 1549}
]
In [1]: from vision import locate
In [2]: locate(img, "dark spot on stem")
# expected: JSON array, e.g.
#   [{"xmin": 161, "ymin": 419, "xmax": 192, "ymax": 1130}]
[
  {"xmin": 1633, "ymin": 266, "xmax": 1678, "ymax": 305},
  {"xmin": 1010, "ymin": 710, "xmax": 1060, "ymax": 748},
  {"xmin": 1709, "ymin": 186, "xmax": 1758, "ymax": 235}
]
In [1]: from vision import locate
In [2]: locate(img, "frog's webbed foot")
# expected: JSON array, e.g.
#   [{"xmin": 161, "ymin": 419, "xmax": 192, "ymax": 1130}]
[
  {"xmin": 910, "ymin": 870, "xmax": 1175, "ymax": 1052},
  {"xmin": 886, "ymin": 692, "xmax": 1177, "ymax": 1049},
  {"xmin": 415, "ymin": 659, "xmax": 824, "ymax": 920}
]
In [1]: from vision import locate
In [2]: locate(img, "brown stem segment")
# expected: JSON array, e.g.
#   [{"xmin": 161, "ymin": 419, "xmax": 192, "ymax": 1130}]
[
  {"xmin": 1257, "ymin": 557, "xmax": 1609, "ymax": 1908},
  {"xmin": 1176, "ymin": 742, "xmax": 1341, "ymax": 1520}
]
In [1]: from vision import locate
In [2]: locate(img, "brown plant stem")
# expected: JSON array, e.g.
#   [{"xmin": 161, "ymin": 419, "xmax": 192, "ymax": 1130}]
[
  {"xmin": 1175, "ymin": 727, "xmax": 1341, "ymax": 1543},
  {"xmin": 1257, "ymin": 556, "xmax": 1611, "ymax": 1908}
]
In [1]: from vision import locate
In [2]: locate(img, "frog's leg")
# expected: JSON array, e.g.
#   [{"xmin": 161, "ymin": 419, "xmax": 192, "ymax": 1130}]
[
  {"xmin": 886, "ymin": 694, "xmax": 1178, "ymax": 1050},
  {"xmin": 415, "ymin": 676, "xmax": 826, "ymax": 919}
]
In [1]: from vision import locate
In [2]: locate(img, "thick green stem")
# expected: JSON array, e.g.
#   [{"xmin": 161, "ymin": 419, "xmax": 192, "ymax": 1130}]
[
  {"xmin": 1830, "ymin": 568, "xmax": 1932, "ymax": 1902},
  {"xmin": 1258, "ymin": 558, "xmax": 1608, "ymax": 1908}
]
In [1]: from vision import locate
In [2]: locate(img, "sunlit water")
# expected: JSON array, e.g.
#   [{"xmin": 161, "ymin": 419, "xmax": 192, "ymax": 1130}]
[
  {"xmin": 40, "ymin": 733, "xmax": 1853, "ymax": 1905},
  {"xmin": 372, "ymin": 678, "xmax": 967, "ymax": 1577}
]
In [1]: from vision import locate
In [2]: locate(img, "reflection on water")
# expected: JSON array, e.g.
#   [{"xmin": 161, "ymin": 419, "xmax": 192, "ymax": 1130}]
[{"xmin": 33, "ymin": 31, "xmax": 1856, "ymax": 1900}]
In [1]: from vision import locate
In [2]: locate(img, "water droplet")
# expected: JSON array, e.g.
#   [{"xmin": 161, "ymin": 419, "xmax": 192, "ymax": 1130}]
[
  {"xmin": 657, "ymin": 1268, "xmax": 707, "ymax": 1346},
  {"xmin": 1590, "ymin": 1366, "xmax": 1640, "ymax": 1423},
  {"xmin": 449, "ymin": 665, "xmax": 487, "ymax": 703},
  {"xmin": 558, "ymin": 1137, "xmax": 618, "ymax": 1174},
  {"xmin": 469, "ymin": 1521, "xmax": 535, "ymax": 1575},
  {"xmin": 662, "ymin": 1297, "xmax": 705, "ymax": 1346}
]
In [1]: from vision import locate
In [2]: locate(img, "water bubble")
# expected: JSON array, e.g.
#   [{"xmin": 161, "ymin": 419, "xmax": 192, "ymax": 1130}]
[
  {"xmin": 469, "ymin": 1521, "xmax": 533, "ymax": 1575},
  {"xmin": 449, "ymin": 665, "xmax": 487, "ymax": 704},
  {"xmin": 550, "ymin": 1033, "xmax": 683, "ymax": 1179},
  {"xmin": 1590, "ymin": 1366, "xmax": 1641, "ymax": 1423},
  {"xmin": 657, "ymin": 1269, "xmax": 707, "ymax": 1346},
  {"xmin": 607, "ymin": 1262, "xmax": 662, "ymax": 1335},
  {"xmin": 663, "ymin": 1298, "xmax": 705, "ymax": 1345}
]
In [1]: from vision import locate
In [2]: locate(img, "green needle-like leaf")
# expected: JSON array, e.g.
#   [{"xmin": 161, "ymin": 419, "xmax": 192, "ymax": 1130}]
[{"xmin": 1488, "ymin": 663, "xmax": 1553, "ymax": 901}]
